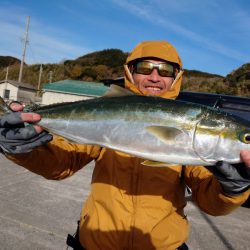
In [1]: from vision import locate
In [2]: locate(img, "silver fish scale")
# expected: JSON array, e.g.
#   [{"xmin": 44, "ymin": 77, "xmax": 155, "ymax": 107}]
[{"xmin": 37, "ymin": 95, "xmax": 250, "ymax": 166}]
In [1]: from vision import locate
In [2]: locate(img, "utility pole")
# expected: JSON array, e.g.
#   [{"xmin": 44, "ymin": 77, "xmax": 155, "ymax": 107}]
[
  {"xmin": 5, "ymin": 67, "xmax": 9, "ymax": 81},
  {"xmin": 4, "ymin": 67, "xmax": 9, "ymax": 98},
  {"xmin": 37, "ymin": 64, "xmax": 43, "ymax": 95},
  {"xmin": 49, "ymin": 71, "xmax": 53, "ymax": 83},
  {"xmin": 18, "ymin": 16, "xmax": 30, "ymax": 83}
]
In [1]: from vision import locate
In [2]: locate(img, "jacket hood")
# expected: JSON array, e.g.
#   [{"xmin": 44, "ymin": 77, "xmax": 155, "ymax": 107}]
[{"xmin": 124, "ymin": 40, "xmax": 183, "ymax": 99}]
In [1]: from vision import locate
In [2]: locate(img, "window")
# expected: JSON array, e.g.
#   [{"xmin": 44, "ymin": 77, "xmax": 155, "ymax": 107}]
[{"xmin": 4, "ymin": 89, "xmax": 10, "ymax": 99}]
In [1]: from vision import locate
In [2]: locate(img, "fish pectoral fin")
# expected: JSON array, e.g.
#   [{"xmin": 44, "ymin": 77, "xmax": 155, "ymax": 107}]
[
  {"xmin": 145, "ymin": 126, "xmax": 183, "ymax": 144},
  {"xmin": 141, "ymin": 160, "xmax": 177, "ymax": 167},
  {"xmin": 103, "ymin": 84, "xmax": 134, "ymax": 97}
]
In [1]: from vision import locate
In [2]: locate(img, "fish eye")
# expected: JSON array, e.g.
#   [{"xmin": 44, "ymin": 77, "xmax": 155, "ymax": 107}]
[{"xmin": 240, "ymin": 133, "xmax": 250, "ymax": 144}]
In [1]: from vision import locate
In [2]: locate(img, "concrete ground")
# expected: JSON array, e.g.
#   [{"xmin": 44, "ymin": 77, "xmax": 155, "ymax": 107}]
[{"xmin": 0, "ymin": 154, "xmax": 249, "ymax": 250}]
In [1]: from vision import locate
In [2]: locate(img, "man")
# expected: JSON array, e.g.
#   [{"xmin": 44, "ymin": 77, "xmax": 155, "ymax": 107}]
[{"xmin": 0, "ymin": 41, "xmax": 250, "ymax": 250}]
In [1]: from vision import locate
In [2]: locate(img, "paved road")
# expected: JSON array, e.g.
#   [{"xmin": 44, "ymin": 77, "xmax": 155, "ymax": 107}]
[{"xmin": 0, "ymin": 154, "xmax": 249, "ymax": 250}]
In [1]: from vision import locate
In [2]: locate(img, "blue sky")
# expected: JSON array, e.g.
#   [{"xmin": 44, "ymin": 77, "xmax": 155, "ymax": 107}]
[{"xmin": 0, "ymin": 0, "xmax": 249, "ymax": 76}]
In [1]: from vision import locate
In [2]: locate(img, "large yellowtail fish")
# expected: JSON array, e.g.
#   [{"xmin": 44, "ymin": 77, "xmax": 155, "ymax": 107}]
[{"xmin": 1, "ymin": 85, "xmax": 250, "ymax": 166}]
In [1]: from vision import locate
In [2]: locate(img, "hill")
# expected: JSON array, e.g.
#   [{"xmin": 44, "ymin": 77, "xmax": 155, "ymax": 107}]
[
  {"xmin": 0, "ymin": 56, "xmax": 21, "ymax": 68},
  {"xmin": 0, "ymin": 50, "xmax": 249, "ymax": 97}
]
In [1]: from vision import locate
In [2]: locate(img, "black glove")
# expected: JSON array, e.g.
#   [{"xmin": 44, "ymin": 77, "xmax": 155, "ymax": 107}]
[
  {"xmin": 207, "ymin": 161, "xmax": 250, "ymax": 196},
  {"xmin": 0, "ymin": 112, "xmax": 53, "ymax": 154}
]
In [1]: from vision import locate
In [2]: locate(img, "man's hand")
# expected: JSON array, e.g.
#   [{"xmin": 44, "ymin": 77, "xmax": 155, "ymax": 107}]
[
  {"xmin": 240, "ymin": 150, "xmax": 250, "ymax": 167},
  {"xmin": 0, "ymin": 102, "xmax": 53, "ymax": 154},
  {"xmin": 207, "ymin": 150, "xmax": 250, "ymax": 196}
]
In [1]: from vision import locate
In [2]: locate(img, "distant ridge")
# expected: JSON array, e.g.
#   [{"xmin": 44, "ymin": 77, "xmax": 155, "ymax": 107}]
[{"xmin": 0, "ymin": 50, "xmax": 249, "ymax": 97}]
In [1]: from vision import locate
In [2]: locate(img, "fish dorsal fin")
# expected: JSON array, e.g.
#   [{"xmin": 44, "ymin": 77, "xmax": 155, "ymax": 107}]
[
  {"xmin": 145, "ymin": 125, "xmax": 183, "ymax": 144},
  {"xmin": 141, "ymin": 160, "xmax": 177, "ymax": 167},
  {"xmin": 103, "ymin": 84, "xmax": 134, "ymax": 97}
]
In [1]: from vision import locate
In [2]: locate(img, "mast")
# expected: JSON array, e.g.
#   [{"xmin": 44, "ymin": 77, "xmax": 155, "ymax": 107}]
[{"xmin": 18, "ymin": 16, "xmax": 30, "ymax": 83}]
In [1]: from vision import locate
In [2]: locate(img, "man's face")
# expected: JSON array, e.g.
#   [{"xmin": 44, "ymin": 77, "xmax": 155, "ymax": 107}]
[{"xmin": 132, "ymin": 59, "xmax": 175, "ymax": 96}]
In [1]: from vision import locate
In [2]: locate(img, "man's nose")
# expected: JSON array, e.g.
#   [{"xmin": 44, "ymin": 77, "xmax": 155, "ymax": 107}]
[{"xmin": 148, "ymin": 68, "xmax": 160, "ymax": 82}]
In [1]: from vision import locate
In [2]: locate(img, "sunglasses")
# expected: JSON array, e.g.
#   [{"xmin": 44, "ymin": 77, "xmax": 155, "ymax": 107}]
[{"xmin": 134, "ymin": 61, "xmax": 175, "ymax": 77}]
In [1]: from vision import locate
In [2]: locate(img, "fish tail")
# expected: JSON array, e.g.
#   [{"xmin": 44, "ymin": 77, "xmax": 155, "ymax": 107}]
[{"xmin": 0, "ymin": 96, "xmax": 10, "ymax": 117}]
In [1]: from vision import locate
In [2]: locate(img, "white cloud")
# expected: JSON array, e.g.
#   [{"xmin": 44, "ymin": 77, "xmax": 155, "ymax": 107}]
[
  {"xmin": 0, "ymin": 4, "xmax": 91, "ymax": 64},
  {"xmin": 111, "ymin": 0, "xmax": 250, "ymax": 62},
  {"xmin": 27, "ymin": 30, "xmax": 91, "ymax": 63}
]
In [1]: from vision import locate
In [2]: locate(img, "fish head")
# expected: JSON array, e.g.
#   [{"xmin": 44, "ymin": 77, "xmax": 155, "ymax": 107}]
[
  {"xmin": 193, "ymin": 112, "xmax": 250, "ymax": 164},
  {"xmin": 216, "ymin": 123, "xmax": 250, "ymax": 163}
]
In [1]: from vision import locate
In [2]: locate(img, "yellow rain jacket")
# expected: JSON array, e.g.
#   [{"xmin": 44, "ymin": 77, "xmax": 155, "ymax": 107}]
[{"xmin": 8, "ymin": 41, "xmax": 250, "ymax": 250}]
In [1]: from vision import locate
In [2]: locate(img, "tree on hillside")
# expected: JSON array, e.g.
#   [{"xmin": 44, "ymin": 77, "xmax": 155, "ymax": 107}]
[{"xmin": 75, "ymin": 49, "xmax": 128, "ymax": 67}]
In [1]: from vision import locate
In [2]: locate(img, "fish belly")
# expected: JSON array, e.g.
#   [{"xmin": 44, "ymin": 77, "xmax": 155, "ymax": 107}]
[{"xmin": 40, "ymin": 118, "xmax": 210, "ymax": 166}]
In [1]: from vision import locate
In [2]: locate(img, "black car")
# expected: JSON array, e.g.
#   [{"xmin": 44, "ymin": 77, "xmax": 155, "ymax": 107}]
[{"xmin": 177, "ymin": 91, "xmax": 250, "ymax": 122}]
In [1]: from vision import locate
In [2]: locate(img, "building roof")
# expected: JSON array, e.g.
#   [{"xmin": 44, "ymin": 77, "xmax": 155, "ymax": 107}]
[
  {"xmin": 0, "ymin": 80, "xmax": 37, "ymax": 90},
  {"xmin": 43, "ymin": 80, "xmax": 109, "ymax": 97}
]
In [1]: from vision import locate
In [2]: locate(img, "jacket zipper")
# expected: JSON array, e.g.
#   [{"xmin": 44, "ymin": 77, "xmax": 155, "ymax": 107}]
[{"xmin": 129, "ymin": 160, "xmax": 140, "ymax": 249}]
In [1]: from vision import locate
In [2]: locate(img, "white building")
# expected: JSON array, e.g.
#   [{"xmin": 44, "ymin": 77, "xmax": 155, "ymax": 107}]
[
  {"xmin": 42, "ymin": 80, "xmax": 109, "ymax": 105},
  {"xmin": 0, "ymin": 80, "xmax": 37, "ymax": 104}
]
